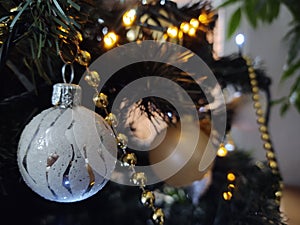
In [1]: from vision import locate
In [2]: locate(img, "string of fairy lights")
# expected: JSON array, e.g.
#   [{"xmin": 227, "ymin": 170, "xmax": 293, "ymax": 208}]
[
  {"xmin": 100, "ymin": 1, "xmax": 215, "ymax": 49},
  {"xmin": 0, "ymin": 0, "xmax": 283, "ymax": 223}
]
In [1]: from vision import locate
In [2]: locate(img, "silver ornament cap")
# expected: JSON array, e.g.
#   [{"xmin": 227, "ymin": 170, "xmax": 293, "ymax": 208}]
[{"xmin": 51, "ymin": 83, "xmax": 82, "ymax": 108}]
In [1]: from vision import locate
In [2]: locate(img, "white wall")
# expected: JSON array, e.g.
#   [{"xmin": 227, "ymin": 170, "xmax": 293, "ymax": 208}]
[{"xmin": 218, "ymin": 4, "xmax": 300, "ymax": 187}]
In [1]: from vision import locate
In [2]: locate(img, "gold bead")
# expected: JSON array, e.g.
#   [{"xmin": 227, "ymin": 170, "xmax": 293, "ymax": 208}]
[
  {"xmin": 223, "ymin": 191, "xmax": 233, "ymax": 201},
  {"xmin": 249, "ymin": 73, "xmax": 256, "ymax": 79},
  {"xmin": 122, "ymin": 153, "xmax": 137, "ymax": 166},
  {"xmin": 266, "ymin": 151, "xmax": 275, "ymax": 159},
  {"xmin": 279, "ymin": 181, "xmax": 284, "ymax": 190},
  {"xmin": 245, "ymin": 58, "xmax": 252, "ymax": 65},
  {"xmin": 76, "ymin": 50, "xmax": 91, "ymax": 67},
  {"xmin": 275, "ymin": 191, "xmax": 282, "ymax": 198},
  {"xmin": 105, "ymin": 113, "xmax": 118, "ymax": 127},
  {"xmin": 93, "ymin": 93, "xmax": 108, "ymax": 108},
  {"xmin": 84, "ymin": 70, "xmax": 100, "ymax": 88},
  {"xmin": 254, "ymin": 102, "xmax": 261, "ymax": 109},
  {"xmin": 264, "ymin": 142, "xmax": 272, "ymax": 150},
  {"xmin": 259, "ymin": 125, "xmax": 267, "ymax": 133},
  {"xmin": 269, "ymin": 160, "xmax": 278, "ymax": 169},
  {"xmin": 217, "ymin": 144, "xmax": 228, "ymax": 157},
  {"xmin": 117, "ymin": 133, "xmax": 128, "ymax": 150},
  {"xmin": 141, "ymin": 190, "xmax": 155, "ymax": 207},
  {"xmin": 256, "ymin": 109, "xmax": 264, "ymax": 116},
  {"xmin": 261, "ymin": 133, "xmax": 269, "ymax": 141},
  {"xmin": 131, "ymin": 172, "xmax": 147, "ymax": 186},
  {"xmin": 248, "ymin": 67, "xmax": 255, "ymax": 74},
  {"xmin": 250, "ymin": 80, "xmax": 258, "ymax": 86},
  {"xmin": 257, "ymin": 117, "xmax": 265, "ymax": 124},
  {"xmin": 252, "ymin": 94, "xmax": 260, "ymax": 101},
  {"xmin": 252, "ymin": 86, "xmax": 259, "ymax": 93},
  {"xmin": 152, "ymin": 208, "xmax": 164, "ymax": 225}
]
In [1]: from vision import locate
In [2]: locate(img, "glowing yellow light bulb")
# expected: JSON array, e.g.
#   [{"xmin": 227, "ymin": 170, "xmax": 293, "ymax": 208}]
[
  {"xmin": 167, "ymin": 26, "xmax": 179, "ymax": 38},
  {"xmin": 223, "ymin": 191, "xmax": 232, "ymax": 201},
  {"xmin": 199, "ymin": 13, "xmax": 208, "ymax": 24},
  {"xmin": 188, "ymin": 27, "xmax": 196, "ymax": 36},
  {"xmin": 178, "ymin": 31, "xmax": 183, "ymax": 39},
  {"xmin": 217, "ymin": 144, "xmax": 228, "ymax": 157},
  {"xmin": 123, "ymin": 9, "xmax": 137, "ymax": 26},
  {"xmin": 227, "ymin": 173, "xmax": 236, "ymax": 182},
  {"xmin": 163, "ymin": 33, "xmax": 168, "ymax": 40},
  {"xmin": 180, "ymin": 22, "xmax": 190, "ymax": 33},
  {"xmin": 228, "ymin": 184, "xmax": 235, "ymax": 189},
  {"xmin": 103, "ymin": 32, "xmax": 118, "ymax": 49},
  {"xmin": 190, "ymin": 18, "xmax": 199, "ymax": 28}
]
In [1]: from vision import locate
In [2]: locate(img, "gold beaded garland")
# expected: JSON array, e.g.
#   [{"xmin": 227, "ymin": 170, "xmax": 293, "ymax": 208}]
[
  {"xmin": 246, "ymin": 57, "xmax": 283, "ymax": 204},
  {"xmin": 83, "ymin": 60, "xmax": 164, "ymax": 224}
]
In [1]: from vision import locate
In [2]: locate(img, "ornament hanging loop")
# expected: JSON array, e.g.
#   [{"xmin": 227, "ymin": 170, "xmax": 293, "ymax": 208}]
[{"xmin": 62, "ymin": 63, "xmax": 74, "ymax": 84}]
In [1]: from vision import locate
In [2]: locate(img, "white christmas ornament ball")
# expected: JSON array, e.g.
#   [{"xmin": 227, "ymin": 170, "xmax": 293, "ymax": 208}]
[{"xmin": 17, "ymin": 84, "xmax": 117, "ymax": 203}]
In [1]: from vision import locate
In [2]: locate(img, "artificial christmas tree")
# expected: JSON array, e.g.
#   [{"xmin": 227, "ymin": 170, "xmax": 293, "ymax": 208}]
[{"xmin": 0, "ymin": 1, "xmax": 286, "ymax": 224}]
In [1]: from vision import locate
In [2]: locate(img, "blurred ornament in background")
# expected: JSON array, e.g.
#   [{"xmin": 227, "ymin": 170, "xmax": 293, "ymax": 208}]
[
  {"xmin": 149, "ymin": 119, "xmax": 214, "ymax": 188},
  {"xmin": 17, "ymin": 81, "xmax": 117, "ymax": 203}
]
